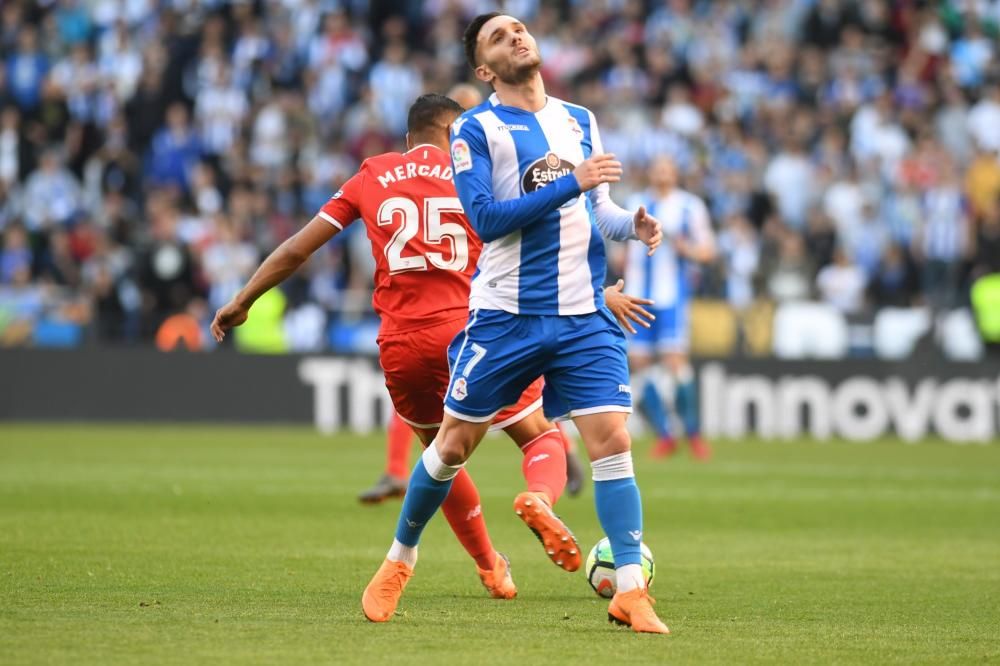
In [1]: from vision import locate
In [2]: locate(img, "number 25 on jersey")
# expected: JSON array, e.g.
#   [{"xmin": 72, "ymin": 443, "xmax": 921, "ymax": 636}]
[{"xmin": 377, "ymin": 196, "xmax": 469, "ymax": 274}]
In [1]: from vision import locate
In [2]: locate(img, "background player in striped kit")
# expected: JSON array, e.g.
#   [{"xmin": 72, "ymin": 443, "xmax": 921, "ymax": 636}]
[
  {"xmin": 363, "ymin": 13, "xmax": 670, "ymax": 634},
  {"xmin": 624, "ymin": 156, "xmax": 717, "ymax": 460}
]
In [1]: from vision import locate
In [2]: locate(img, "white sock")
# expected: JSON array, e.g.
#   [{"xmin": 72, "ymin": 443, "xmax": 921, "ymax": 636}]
[
  {"xmin": 616, "ymin": 563, "xmax": 645, "ymax": 593},
  {"xmin": 387, "ymin": 539, "xmax": 418, "ymax": 568}
]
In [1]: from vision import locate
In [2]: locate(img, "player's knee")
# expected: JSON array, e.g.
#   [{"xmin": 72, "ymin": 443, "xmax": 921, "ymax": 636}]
[
  {"xmin": 590, "ymin": 426, "xmax": 631, "ymax": 460},
  {"xmin": 437, "ymin": 432, "xmax": 475, "ymax": 466}
]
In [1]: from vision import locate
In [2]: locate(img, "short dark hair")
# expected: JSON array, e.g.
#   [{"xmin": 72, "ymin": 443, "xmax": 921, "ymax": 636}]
[
  {"xmin": 463, "ymin": 12, "xmax": 502, "ymax": 68},
  {"xmin": 407, "ymin": 93, "xmax": 464, "ymax": 136}
]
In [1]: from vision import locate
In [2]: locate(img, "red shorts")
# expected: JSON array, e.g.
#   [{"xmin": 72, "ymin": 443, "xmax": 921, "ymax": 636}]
[{"xmin": 378, "ymin": 317, "xmax": 543, "ymax": 431}]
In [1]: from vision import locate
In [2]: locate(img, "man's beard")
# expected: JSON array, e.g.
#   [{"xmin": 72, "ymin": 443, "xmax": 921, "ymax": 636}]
[{"xmin": 491, "ymin": 52, "xmax": 542, "ymax": 86}]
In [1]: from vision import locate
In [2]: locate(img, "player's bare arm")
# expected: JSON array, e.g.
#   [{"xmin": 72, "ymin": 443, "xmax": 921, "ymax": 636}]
[
  {"xmin": 673, "ymin": 235, "xmax": 717, "ymax": 263},
  {"xmin": 211, "ymin": 216, "xmax": 339, "ymax": 341},
  {"xmin": 605, "ymin": 279, "xmax": 655, "ymax": 334},
  {"xmin": 633, "ymin": 205, "xmax": 663, "ymax": 256}
]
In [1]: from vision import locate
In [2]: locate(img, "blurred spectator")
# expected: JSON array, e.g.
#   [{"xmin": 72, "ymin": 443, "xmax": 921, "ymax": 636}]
[
  {"xmin": 816, "ymin": 246, "xmax": 867, "ymax": 315},
  {"xmin": 147, "ymin": 102, "xmax": 201, "ymax": 192},
  {"xmin": 0, "ymin": 0, "xmax": 995, "ymax": 350},
  {"xmin": 22, "ymin": 148, "xmax": 81, "ymax": 231},
  {"xmin": 917, "ymin": 161, "xmax": 970, "ymax": 308},
  {"xmin": 1, "ymin": 224, "xmax": 32, "ymax": 284},
  {"xmin": 6, "ymin": 27, "xmax": 48, "ymax": 113}
]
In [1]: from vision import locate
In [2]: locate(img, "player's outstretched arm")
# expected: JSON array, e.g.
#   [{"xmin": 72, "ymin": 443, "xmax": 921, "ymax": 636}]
[
  {"xmin": 604, "ymin": 279, "xmax": 656, "ymax": 335},
  {"xmin": 211, "ymin": 216, "xmax": 338, "ymax": 341}
]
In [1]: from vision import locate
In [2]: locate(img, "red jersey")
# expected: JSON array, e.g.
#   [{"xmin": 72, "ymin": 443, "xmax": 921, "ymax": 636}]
[{"xmin": 318, "ymin": 145, "xmax": 482, "ymax": 334}]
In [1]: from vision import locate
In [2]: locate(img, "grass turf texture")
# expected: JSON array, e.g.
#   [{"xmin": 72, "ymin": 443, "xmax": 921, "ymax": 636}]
[{"xmin": 1, "ymin": 424, "xmax": 999, "ymax": 665}]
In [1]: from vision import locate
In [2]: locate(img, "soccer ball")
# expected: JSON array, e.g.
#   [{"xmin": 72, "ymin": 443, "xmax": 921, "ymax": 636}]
[{"xmin": 585, "ymin": 537, "xmax": 654, "ymax": 598}]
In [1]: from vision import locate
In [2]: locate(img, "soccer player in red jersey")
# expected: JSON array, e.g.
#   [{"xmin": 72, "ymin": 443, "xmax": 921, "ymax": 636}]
[{"xmin": 213, "ymin": 94, "xmax": 651, "ymax": 600}]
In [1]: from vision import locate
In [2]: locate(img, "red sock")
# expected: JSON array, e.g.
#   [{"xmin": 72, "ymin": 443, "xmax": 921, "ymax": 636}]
[
  {"xmin": 385, "ymin": 413, "xmax": 412, "ymax": 479},
  {"xmin": 441, "ymin": 469, "xmax": 496, "ymax": 570},
  {"xmin": 521, "ymin": 429, "xmax": 568, "ymax": 506}
]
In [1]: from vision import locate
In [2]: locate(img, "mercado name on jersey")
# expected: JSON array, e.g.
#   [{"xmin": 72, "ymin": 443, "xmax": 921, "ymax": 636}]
[
  {"xmin": 317, "ymin": 145, "xmax": 483, "ymax": 335},
  {"xmin": 451, "ymin": 93, "xmax": 610, "ymax": 317}
]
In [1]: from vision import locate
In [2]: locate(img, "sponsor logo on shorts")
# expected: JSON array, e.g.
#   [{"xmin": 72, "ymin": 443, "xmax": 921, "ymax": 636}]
[
  {"xmin": 452, "ymin": 139, "xmax": 472, "ymax": 173},
  {"xmin": 619, "ymin": 384, "xmax": 632, "ymax": 394},
  {"xmin": 451, "ymin": 377, "xmax": 468, "ymax": 401}
]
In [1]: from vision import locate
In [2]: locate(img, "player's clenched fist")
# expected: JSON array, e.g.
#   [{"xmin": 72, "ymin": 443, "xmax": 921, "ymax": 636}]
[
  {"xmin": 573, "ymin": 153, "xmax": 622, "ymax": 192},
  {"xmin": 210, "ymin": 301, "xmax": 249, "ymax": 342}
]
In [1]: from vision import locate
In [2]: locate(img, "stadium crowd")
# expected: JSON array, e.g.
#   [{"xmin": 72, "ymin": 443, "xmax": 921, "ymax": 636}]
[{"xmin": 2, "ymin": 0, "xmax": 1000, "ymax": 350}]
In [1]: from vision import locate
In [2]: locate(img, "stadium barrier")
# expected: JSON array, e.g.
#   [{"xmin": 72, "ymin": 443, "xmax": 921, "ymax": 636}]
[{"xmin": 2, "ymin": 350, "xmax": 998, "ymax": 443}]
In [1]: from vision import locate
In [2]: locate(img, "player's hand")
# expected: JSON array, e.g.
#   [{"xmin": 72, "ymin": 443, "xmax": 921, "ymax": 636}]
[
  {"xmin": 634, "ymin": 205, "xmax": 662, "ymax": 256},
  {"xmin": 211, "ymin": 300, "xmax": 249, "ymax": 342},
  {"xmin": 573, "ymin": 153, "xmax": 622, "ymax": 192},
  {"xmin": 604, "ymin": 279, "xmax": 655, "ymax": 335}
]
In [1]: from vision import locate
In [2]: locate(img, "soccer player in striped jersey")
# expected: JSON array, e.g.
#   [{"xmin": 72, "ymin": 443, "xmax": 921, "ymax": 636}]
[
  {"xmin": 624, "ymin": 156, "xmax": 717, "ymax": 460},
  {"xmin": 363, "ymin": 13, "xmax": 670, "ymax": 634},
  {"xmin": 212, "ymin": 94, "xmax": 650, "ymax": 605}
]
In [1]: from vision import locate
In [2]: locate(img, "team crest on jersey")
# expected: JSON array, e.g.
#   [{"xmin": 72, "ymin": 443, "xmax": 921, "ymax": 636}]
[
  {"xmin": 522, "ymin": 151, "xmax": 575, "ymax": 194},
  {"xmin": 567, "ymin": 116, "xmax": 584, "ymax": 138},
  {"xmin": 452, "ymin": 139, "xmax": 472, "ymax": 174},
  {"xmin": 451, "ymin": 377, "xmax": 468, "ymax": 401}
]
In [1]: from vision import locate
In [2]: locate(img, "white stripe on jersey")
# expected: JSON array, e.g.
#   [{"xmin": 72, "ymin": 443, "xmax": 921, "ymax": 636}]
[
  {"xmin": 534, "ymin": 101, "xmax": 595, "ymax": 314},
  {"xmin": 469, "ymin": 109, "xmax": 523, "ymax": 313}
]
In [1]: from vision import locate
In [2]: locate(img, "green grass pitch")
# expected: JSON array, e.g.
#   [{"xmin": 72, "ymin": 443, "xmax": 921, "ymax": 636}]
[{"xmin": 2, "ymin": 424, "xmax": 999, "ymax": 664}]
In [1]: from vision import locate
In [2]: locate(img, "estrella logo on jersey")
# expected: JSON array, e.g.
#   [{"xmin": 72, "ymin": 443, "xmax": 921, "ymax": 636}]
[{"xmin": 522, "ymin": 151, "xmax": 575, "ymax": 194}]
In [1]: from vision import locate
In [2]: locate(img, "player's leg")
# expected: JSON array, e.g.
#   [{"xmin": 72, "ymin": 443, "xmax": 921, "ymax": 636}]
[
  {"xmin": 363, "ymin": 310, "xmax": 538, "ymax": 621},
  {"xmin": 363, "ymin": 415, "xmax": 492, "ymax": 622},
  {"xmin": 406, "ymin": 426, "xmax": 515, "ymax": 599},
  {"xmin": 661, "ymin": 303, "xmax": 711, "ymax": 460},
  {"xmin": 545, "ymin": 310, "xmax": 669, "ymax": 634},
  {"xmin": 493, "ymin": 380, "xmax": 567, "ymax": 505},
  {"xmin": 358, "ymin": 412, "xmax": 412, "ymax": 504},
  {"xmin": 557, "ymin": 422, "xmax": 586, "ymax": 496},
  {"xmin": 497, "ymin": 401, "xmax": 581, "ymax": 571},
  {"xmin": 629, "ymin": 310, "xmax": 674, "ymax": 457}
]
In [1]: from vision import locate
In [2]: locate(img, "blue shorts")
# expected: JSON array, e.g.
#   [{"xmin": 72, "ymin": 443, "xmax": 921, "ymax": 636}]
[
  {"xmin": 444, "ymin": 308, "xmax": 633, "ymax": 423},
  {"xmin": 629, "ymin": 304, "xmax": 689, "ymax": 354}
]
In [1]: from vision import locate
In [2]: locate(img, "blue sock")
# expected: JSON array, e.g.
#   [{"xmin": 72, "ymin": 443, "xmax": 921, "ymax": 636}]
[
  {"xmin": 676, "ymin": 377, "xmax": 699, "ymax": 437},
  {"xmin": 592, "ymin": 454, "xmax": 643, "ymax": 567},
  {"xmin": 639, "ymin": 378, "xmax": 670, "ymax": 438},
  {"xmin": 393, "ymin": 448, "xmax": 456, "ymax": 547}
]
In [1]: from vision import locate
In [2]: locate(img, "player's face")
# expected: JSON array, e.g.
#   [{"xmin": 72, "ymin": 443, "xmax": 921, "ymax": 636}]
[
  {"xmin": 649, "ymin": 159, "xmax": 677, "ymax": 189},
  {"xmin": 476, "ymin": 15, "xmax": 541, "ymax": 86}
]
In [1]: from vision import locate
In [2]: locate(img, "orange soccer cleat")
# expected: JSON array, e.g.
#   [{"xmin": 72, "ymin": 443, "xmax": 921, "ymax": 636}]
[
  {"xmin": 477, "ymin": 551, "xmax": 517, "ymax": 599},
  {"xmin": 361, "ymin": 559, "xmax": 414, "ymax": 622},
  {"xmin": 513, "ymin": 491, "xmax": 581, "ymax": 572},
  {"xmin": 607, "ymin": 587, "xmax": 670, "ymax": 634}
]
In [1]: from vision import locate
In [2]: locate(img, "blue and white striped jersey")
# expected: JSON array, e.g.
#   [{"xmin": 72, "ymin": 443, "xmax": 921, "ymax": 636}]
[
  {"xmin": 624, "ymin": 189, "xmax": 712, "ymax": 308},
  {"xmin": 451, "ymin": 93, "xmax": 636, "ymax": 316}
]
